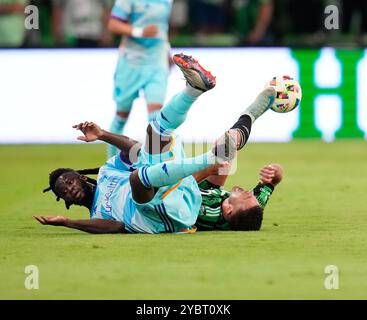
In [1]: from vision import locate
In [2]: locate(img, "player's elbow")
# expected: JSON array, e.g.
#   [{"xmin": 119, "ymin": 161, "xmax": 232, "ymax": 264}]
[
  {"xmin": 107, "ymin": 18, "xmax": 117, "ymax": 33},
  {"xmin": 110, "ymin": 221, "xmax": 126, "ymax": 234},
  {"xmin": 107, "ymin": 18, "xmax": 124, "ymax": 34},
  {"xmin": 108, "ymin": 17, "xmax": 130, "ymax": 36}
]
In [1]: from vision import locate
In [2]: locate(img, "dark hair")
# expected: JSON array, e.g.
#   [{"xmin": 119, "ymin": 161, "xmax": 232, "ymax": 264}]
[
  {"xmin": 228, "ymin": 206, "xmax": 264, "ymax": 231},
  {"xmin": 43, "ymin": 167, "xmax": 99, "ymax": 209}
]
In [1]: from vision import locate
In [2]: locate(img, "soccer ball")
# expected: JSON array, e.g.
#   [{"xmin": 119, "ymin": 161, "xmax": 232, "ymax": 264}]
[{"xmin": 266, "ymin": 75, "xmax": 302, "ymax": 113}]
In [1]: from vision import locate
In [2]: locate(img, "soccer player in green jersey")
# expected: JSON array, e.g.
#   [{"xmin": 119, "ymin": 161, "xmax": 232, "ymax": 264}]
[{"xmin": 192, "ymin": 162, "xmax": 283, "ymax": 231}]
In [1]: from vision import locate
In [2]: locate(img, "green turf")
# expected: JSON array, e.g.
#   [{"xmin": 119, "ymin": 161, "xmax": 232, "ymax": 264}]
[{"xmin": 1, "ymin": 141, "xmax": 367, "ymax": 299}]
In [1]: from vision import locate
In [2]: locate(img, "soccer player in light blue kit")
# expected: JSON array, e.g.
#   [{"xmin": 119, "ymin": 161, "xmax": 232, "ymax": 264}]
[
  {"xmin": 36, "ymin": 54, "xmax": 276, "ymax": 234},
  {"xmin": 107, "ymin": 0, "xmax": 173, "ymax": 158}
]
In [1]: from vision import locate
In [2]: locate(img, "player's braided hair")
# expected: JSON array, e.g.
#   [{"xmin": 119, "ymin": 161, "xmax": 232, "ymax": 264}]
[{"xmin": 43, "ymin": 167, "xmax": 100, "ymax": 209}]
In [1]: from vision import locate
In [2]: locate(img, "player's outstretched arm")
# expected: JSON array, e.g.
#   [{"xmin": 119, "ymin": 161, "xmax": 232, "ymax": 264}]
[
  {"xmin": 33, "ymin": 216, "xmax": 126, "ymax": 234},
  {"xmin": 73, "ymin": 121, "xmax": 140, "ymax": 146}
]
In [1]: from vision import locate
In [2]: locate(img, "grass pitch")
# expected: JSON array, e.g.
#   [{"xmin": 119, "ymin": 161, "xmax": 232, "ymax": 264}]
[{"xmin": 0, "ymin": 141, "xmax": 366, "ymax": 299}]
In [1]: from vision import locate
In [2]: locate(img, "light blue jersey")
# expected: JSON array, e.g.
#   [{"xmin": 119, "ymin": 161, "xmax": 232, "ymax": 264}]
[
  {"xmin": 111, "ymin": 0, "xmax": 172, "ymax": 67},
  {"xmin": 89, "ymin": 154, "xmax": 135, "ymax": 222},
  {"xmin": 90, "ymin": 137, "xmax": 202, "ymax": 234}
]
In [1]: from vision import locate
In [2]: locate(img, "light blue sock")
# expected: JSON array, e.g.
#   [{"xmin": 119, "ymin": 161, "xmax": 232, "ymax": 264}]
[
  {"xmin": 151, "ymin": 85, "xmax": 202, "ymax": 136},
  {"xmin": 107, "ymin": 114, "xmax": 127, "ymax": 158},
  {"xmin": 138, "ymin": 150, "xmax": 217, "ymax": 188}
]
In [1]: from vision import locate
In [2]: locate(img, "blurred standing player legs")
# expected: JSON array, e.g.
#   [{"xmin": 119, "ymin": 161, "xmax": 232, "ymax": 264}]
[
  {"xmin": 233, "ymin": 0, "xmax": 273, "ymax": 45},
  {"xmin": 0, "ymin": 0, "xmax": 29, "ymax": 47},
  {"xmin": 52, "ymin": 0, "xmax": 113, "ymax": 47},
  {"xmin": 107, "ymin": 0, "xmax": 172, "ymax": 158}
]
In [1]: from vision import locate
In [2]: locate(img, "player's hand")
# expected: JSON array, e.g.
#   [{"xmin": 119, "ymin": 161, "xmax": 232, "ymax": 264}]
[
  {"xmin": 259, "ymin": 164, "xmax": 283, "ymax": 187},
  {"xmin": 72, "ymin": 121, "xmax": 103, "ymax": 142},
  {"xmin": 143, "ymin": 24, "xmax": 158, "ymax": 38},
  {"xmin": 33, "ymin": 215, "xmax": 68, "ymax": 226}
]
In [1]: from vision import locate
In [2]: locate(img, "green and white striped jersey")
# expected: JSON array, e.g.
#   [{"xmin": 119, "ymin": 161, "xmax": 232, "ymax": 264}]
[
  {"xmin": 196, "ymin": 180, "xmax": 274, "ymax": 231},
  {"xmin": 196, "ymin": 180, "xmax": 231, "ymax": 231}
]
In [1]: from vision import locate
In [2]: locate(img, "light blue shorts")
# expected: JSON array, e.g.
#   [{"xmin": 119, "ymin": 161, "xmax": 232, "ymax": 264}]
[{"xmin": 113, "ymin": 57, "xmax": 169, "ymax": 111}]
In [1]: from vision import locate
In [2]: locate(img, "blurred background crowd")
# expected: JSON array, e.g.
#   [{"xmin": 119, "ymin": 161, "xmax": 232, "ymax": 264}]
[{"xmin": 0, "ymin": 0, "xmax": 366, "ymax": 48}]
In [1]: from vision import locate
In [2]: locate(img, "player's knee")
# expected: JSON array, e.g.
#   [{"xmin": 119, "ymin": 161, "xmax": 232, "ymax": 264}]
[
  {"xmin": 129, "ymin": 170, "xmax": 142, "ymax": 190},
  {"xmin": 129, "ymin": 170, "xmax": 155, "ymax": 203},
  {"xmin": 130, "ymin": 170, "xmax": 151, "ymax": 193}
]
